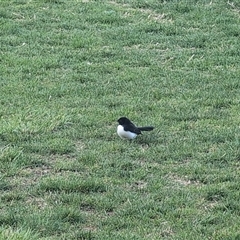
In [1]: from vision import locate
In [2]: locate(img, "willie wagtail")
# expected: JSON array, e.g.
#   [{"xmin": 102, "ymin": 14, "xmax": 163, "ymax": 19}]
[{"xmin": 117, "ymin": 117, "xmax": 154, "ymax": 140}]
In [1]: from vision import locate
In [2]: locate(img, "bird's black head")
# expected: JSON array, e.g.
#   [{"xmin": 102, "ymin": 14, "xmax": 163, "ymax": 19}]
[{"xmin": 117, "ymin": 117, "xmax": 131, "ymax": 125}]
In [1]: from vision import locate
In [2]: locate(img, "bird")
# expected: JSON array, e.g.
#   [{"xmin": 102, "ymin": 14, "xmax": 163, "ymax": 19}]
[{"xmin": 117, "ymin": 117, "xmax": 154, "ymax": 140}]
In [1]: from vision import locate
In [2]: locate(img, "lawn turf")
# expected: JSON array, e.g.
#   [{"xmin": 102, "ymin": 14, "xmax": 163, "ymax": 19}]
[{"xmin": 0, "ymin": 0, "xmax": 240, "ymax": 239}]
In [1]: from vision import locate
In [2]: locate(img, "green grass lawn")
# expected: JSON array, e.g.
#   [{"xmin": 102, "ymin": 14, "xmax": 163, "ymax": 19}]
[{"xmin": 1, "ymin": 0, "xmax": 240, "ymax": 239}]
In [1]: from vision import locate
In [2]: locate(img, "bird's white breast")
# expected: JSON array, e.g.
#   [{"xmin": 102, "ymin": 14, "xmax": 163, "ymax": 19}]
[{"xmin": 117, "ymin": 125, "xmax": 137, "ymax": 140}]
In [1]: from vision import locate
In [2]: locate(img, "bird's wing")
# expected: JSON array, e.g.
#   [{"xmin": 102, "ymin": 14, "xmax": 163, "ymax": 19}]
[{"xmin": 123, "ymin": 123, "xmax": 141, "ymax": 135}]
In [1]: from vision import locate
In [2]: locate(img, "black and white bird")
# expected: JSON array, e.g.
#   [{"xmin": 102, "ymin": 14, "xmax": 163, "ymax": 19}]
[{"xmin": 117, "ymin": 117, "xmax": 154, "ymax": 140}]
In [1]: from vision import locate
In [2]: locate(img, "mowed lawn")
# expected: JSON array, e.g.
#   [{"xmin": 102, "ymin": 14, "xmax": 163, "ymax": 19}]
[{"xmin": 0, "ymin": 0, "xmax": 240, "ymax": 239}]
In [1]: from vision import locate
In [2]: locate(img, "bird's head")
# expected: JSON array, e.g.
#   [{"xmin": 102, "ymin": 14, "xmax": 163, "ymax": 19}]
[{"xmin": 117, "ymin": 117, "xmax": 131, "ymax": 125}]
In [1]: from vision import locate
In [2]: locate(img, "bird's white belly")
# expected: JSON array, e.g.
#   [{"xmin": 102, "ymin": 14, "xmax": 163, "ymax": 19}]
[{"xmin": 117, "ymin": 125, "xmax": 137, "ymax": 139}]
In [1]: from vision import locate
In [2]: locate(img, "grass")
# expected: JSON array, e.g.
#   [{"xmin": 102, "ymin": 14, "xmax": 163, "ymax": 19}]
[{"xmin": 0, "ymin": 0, "xmax": 240, "ymax": 239}]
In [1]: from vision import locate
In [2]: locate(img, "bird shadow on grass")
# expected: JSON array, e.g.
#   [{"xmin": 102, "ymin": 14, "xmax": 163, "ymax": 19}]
[{"xmin": 131, "ymin": 130, "xmax": 164, "ymax": 146}]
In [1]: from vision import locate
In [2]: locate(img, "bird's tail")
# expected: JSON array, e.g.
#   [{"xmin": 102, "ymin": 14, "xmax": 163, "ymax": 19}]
[{"xmin": 138, "ymin": 126, "xmax": 154, "ymax": 131}]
